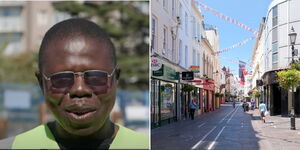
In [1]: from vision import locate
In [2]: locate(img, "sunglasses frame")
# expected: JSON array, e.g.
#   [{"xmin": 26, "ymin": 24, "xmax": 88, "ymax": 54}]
[{"xmin": 42, "ymin": 67, "xmax": 117, "ymax": 89}]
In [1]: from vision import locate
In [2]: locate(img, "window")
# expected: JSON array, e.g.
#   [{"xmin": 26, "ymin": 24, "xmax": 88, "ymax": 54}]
[
  {"xmin": 151, "ymin": 17, "xmax": 156, "ymax": 52},
  {"xmin": 0, "ymin": 7, "xmax": 21, "ymax": 17},
  {"xmin": 197, "ymin": 53, "xmax": 200, "ymax": 66},
  {"xmin": 163, "ymin": 0, "xmax": 168, "ymax": 11},
  {"xmin": 272, "ymin": 42, "xmax": 278, "ymax": 53},
  {"xmin": 203, "ymin": 54, "xmax": 206, "ymax": 75},
  {"xmin": 172, "ymin": 0, "xmax": 175, "ymax": 17},
  {"xmin": 37, "ymin": 10, "xmax": 48, "ymax": 26},
  {"xmin": 272, "ymin": 6, "xmax": 278, "ymax": 27},
  {"xmin": 163, "ymin": 26, "xmax": 167, "ymax": 54},
  {"xmin": 185, "ymin": 12, "xmax": 188, "ymax": 36},
  {"xmin": 179, "ymin": 40, "xmax": 183, "ymax": 66},
  {"xmin": 192, "ymin": 16, "xmax": 196, "ymax": 38},
  {"xmin": 272, "ymin": 42, "xmax": 278, "ymax": 69},
  {"xmin": 197, "ymin": 22, "xmax": 201, "ymax": 40},
  {"xmin": 193, "ymin": 49, "xmax": 196, "ymax": 65},
  {"xmin": 185, "ymin": 46, "xmax": 188, "ymax": 68},
  {"xmin": 172, "ymin": 37, "xmax": 176, "ymax": 61},
  {"xmin": 179, "ymin": 3, "xmax": 182, "ymax": 19},
  {"xmin": 272, "ymin": 27, "xmax": 278, "ymax": 43}
]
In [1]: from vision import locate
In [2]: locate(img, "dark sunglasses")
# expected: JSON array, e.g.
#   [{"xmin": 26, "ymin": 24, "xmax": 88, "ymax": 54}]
[{"xmin": 42, "ymin": 67, "xmax": 116, "ymax": 93}]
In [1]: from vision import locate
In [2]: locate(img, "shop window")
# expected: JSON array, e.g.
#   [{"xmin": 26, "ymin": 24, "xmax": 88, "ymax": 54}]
[{"xmin": 160, "ymin": 82, "xmax": 176, "ymax": 120}]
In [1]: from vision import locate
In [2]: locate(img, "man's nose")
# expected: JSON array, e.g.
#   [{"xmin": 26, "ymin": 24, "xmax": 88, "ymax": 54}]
[{"xmin": 69, "ymin": 75, "xmax": 92, "ymax": 98}]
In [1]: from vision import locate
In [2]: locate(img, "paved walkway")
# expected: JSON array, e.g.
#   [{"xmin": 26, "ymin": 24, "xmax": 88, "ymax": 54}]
[
  {"xmin": 248, "ymin": 108, "xmax": 300, "ymax": 150},
  {"xmin": 151, "ymin": 103, "xmax": 300, "ymax": 150}
]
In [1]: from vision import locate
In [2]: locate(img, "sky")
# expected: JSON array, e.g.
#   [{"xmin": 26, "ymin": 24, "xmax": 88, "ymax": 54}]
[{"xmin": 197, "ymin": 0, "xmax": 274, "ymax": 75}]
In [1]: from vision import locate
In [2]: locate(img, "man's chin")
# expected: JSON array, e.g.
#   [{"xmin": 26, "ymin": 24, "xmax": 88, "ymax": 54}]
[{"xmin": 66, "ymin": 125, "xmax": 99, "ymax": 136}]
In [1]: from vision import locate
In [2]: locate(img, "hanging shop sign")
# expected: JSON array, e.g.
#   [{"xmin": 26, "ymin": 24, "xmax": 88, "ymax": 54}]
[
  {"xmin": 189, "ymin": 65, "xmax": 200, "ymax": 73},
  {"xmin": 182, "ymin": 72, "xmax": 194, "ymax": 80},
  {"xmin": 151, "ymin": 56, "xmax": 162, "ymax": 71},
  {"xmin": 152, "ymin": 64, "xmax": 179, "ymax": 80},
  {"xmin": 153, "ymin": 64, "xmax": 164, "ymax": 76},
  {"xmin": 164, "ymin": 65, "xmax": 179, "ymax": 80}
]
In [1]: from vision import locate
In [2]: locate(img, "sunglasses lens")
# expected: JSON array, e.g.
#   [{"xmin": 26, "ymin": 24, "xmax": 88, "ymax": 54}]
[
  {"xmin": 84, "ymin": 71, "xmax": 108, "ymax": 86},
  {"xmin": 50, "ymin": 73, "xmax": 74, "ymax": 89}
]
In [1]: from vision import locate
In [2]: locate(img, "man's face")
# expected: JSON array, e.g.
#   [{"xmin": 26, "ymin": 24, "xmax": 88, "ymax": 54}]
[{"xmin": 41, "ymin": 36, "xmax": 116, "ymax": 136}]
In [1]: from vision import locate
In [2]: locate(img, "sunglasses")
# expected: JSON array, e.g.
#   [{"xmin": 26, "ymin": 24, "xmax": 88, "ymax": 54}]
[{"xmin": 42, "ymin": 67, "xmax": 116, "ymax": 93}]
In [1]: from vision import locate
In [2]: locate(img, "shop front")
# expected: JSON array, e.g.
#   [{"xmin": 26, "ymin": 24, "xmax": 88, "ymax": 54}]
[
  {"xmin": 263, "ymin": 70, "xmax": 300, "ymax": 117},
  {"xmin": 151, "ymin": 63, "xmax": 180, "ymax": 128},
  {"xmin": 202, "ymin": 79, "xmax": 215, "ymax": 112}
]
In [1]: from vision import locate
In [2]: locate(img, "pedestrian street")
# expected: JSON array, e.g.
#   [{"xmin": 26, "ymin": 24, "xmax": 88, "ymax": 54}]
[{"xmin": 151, "ymin": 103, "xmax": 300, "ymax": 150}]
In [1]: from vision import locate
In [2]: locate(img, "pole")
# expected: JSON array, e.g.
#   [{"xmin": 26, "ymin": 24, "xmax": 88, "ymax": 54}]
[
  {"xmin": 291, "ymin": 86, "xmax": 296, "ymax": 130},
  {"xmin": 291, "ymin": 43, "xmax": 296, "ymax": 130}
]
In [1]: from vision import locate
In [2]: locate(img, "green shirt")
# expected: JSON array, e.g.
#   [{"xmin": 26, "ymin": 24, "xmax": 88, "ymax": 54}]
[{"xmin": 0, "ymin": 124, "xmax": 149, "ymax": 149}]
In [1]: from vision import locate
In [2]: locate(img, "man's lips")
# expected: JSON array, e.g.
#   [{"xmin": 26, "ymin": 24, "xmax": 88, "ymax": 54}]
[{"xmin": 64, "ymin": 105, "xmax": 97, "ymax": 120}]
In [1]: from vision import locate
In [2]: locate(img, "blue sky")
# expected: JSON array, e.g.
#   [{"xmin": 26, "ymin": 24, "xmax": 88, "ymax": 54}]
[{"xmin": 198, "ymin": 0, "xmax": 273, "ymax": 75}]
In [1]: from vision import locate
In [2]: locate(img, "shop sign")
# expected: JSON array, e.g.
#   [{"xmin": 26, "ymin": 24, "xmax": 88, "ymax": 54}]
[
  {"xmin": 151, "ymin": 56, "xmax": 162, "ymax": 71},
  {"xmin": 153, "ymin": 64, "xmax": 164, "ymax": 76},
  {"xmin": 164, "ymin": 65, "xmax": 179, "ymax": 80},
  {"xmin": 189, "ymin": 65, "xmax": 200, "ymax": 73},
  {"xmin": 152, "ymin": 64, "xmax": 179, "ymax": 80},
  {"xmin": 182, "ymin": 72, "xmax": 194, "ymax": 80}
]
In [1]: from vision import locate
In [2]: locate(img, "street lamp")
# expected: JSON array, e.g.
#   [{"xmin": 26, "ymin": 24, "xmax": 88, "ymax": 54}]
[
  {"xmin": 288, "ymin": 26, "xmax": 297, "ymax": 130},
  {"xmin": 289, "ymin": 27, "xmax": 297, "ymax": 63}
]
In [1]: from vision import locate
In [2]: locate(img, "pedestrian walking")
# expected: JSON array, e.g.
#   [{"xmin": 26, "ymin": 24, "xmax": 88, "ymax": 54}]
[
  {"xmin": 233, "ymin": 100, "xmax": 236, "ymax": 108},
  {"xmin": 189, "ymin": 97, "xmax": 198, "ymax": 120},
  {"xmin": 251, "ymin": 99, "xmax": 255, "ymax": 110},
  {"xmin": 242, "ymin": 101, "xmax": 247, "ymax": 112},
  {"xmin": 259, "ymin": 101, "xmax": 267, "ymax": 123}
]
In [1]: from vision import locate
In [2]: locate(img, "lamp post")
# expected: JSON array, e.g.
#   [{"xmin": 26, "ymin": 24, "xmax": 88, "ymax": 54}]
[{"xmin": 288, "ymin": 26, "xmax": 297, "ymax": 130}]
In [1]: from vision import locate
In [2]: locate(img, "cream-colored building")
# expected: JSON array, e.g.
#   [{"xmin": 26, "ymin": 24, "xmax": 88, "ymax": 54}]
[
  {"xmin": 0, "ymin": 1, "xmax": 70, "ymax": 55},
  {"xmin": 250, "ymin": 0, "xmax": 300, "ymax": 116}
]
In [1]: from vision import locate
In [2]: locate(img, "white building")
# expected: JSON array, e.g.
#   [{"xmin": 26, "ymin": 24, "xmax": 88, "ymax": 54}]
[
  {"xmin": 0, "ymin": 1, "xmax": 70, "ymax": 55},
  {"xmin": 250, "ymin": 0, "xmax": 300, "ymax": 116},
  {"xmin": 150, "ymin": 0, "xmax": 222, "ymax": 128}
]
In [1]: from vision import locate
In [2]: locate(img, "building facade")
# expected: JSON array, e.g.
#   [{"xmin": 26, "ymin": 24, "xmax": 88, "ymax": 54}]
[
  {"xmin": 150, "ymin": 0, "xmax": 222, "ymax": 128},
  {"xmin": 250, "ymin": 0, "xmax": 300, "ymax": 116},
  {"xmin": 0, "ymin": 1, "xmax": 70, "ymax": 55}
]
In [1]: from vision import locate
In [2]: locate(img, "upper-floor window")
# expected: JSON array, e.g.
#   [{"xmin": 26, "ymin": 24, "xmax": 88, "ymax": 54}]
[
  {"xmin": 185, "ymin": 45, "xmax": 188, "ymax": 68},
  {"xmin": 172, "ymin": 0, "xmax": 175, "ymax": 17},
  {"xmin": 185, "ymin": 12, "xmax": 188, "ymax": 36},
  {"xmin": 172, "ymin": 37, "xmax": 176, "ymax": 61},
  {"xmin": 163, "ymin": 26, "xmax": 168, "ymax": 54},
  {"xmin": 272, "ymin": 5, "xmax": 278, "ymax": 27},
  {"xmin": 151, "ymin": 16, "xmax": 157, "ymax": 52},
  {"xmin": 0, "ymin": 7, "xmax": 21, "ymax": 17},
  {"xmin": 179, "ymin": 3, "xmax": 182, "ymax": 18},
  {"xmin": 163, "ymin": 0, "xmax": 168, "ymax": 11},
  {"xmin": 197, "ymin": 53, "xmax": 200, "ymax": 66},
  {"xmin": 192, "ymin": 16, "xmax": 196, "ymax": 38},
  {"xmin": 193, "ymin": 49, "xmax": 196, "ymax": 65},
  {"xmin": 179, "ymin": 40, "xmax": 183, "ymax": 66}
]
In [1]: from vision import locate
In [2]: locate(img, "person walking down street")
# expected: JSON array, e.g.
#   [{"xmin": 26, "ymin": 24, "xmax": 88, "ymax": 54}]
[
  {"xmin": 189, "ymin": 97, "xmax": 198, "ymax": 120},
  {"xmin": 251, "ymin": 100, "xmax": 255, "ymax": 110},
  {"xmin": 259, "ymin": 101, "xmax": 267, "ymax": 123},
  {"xmin": 242, "ymin": 101, "xmax": 247, "ymax": 112},
  {"xmin": 233, "ymin": 100, "xmax": 236, "ymax": 108}
]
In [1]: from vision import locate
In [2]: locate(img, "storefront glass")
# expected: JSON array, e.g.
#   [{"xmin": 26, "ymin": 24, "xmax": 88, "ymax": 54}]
[
  {"xmin": 160, "ymin": 81, "xmax": 176, "ymax": 120},
  {"xmin": 151, "ymin": 79, "xmax": 159, "ymax": 126}
]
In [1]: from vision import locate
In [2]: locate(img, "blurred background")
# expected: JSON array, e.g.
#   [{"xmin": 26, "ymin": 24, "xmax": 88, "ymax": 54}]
[{"xmin": 0, "ymin": 1, "xmax": 149, "ymax": 139}]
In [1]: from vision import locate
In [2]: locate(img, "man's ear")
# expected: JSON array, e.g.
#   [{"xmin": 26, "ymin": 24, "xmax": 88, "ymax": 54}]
[{"xmin": 35, "ymin": 70, "xmax": 44, "ymax": 94}]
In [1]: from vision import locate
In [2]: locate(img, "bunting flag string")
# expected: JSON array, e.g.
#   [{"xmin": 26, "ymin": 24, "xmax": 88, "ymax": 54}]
[
  {"xmin": 193, "ymin": 0, "xmax": 258, "ymax": 36},
  {"xmin": 220, "ymin": 56, "xmax": 252, "ymax": 68},
  {"xmin": 214, "ymin": 36, "xmax": 256, "ymax": 55}
]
